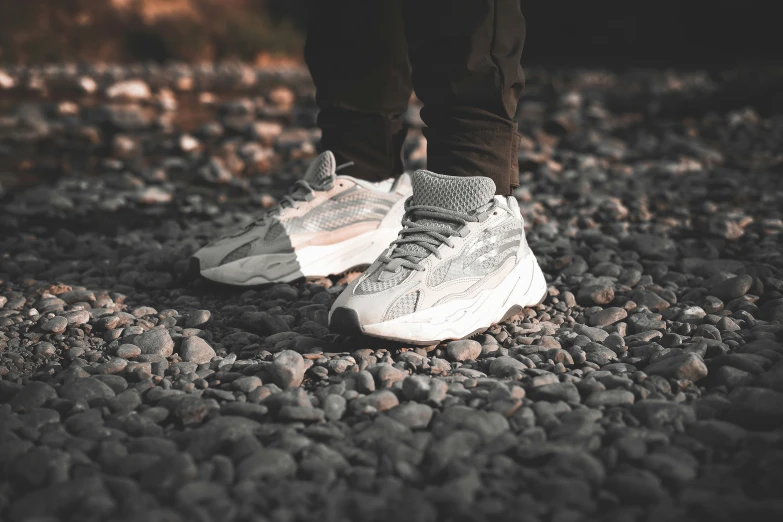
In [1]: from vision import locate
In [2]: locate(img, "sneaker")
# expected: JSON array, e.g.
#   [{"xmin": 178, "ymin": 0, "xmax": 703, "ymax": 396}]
[
  {"xmin": 192, "ymin": 151, "xmax": 412, "ymax": 285},
  {"xmin": 329, "ymin": 170, "xmax": 547, "ymax": 344}
]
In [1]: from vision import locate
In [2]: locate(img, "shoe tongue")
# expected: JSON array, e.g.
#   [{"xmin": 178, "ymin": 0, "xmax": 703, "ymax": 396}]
[
  {"xmin": 411, "ymin": 170, "xmax": 496, "ymax": 213},
  {"xmin": 304, "ymin": 151, "xmax": 337, "ymax": 189}
]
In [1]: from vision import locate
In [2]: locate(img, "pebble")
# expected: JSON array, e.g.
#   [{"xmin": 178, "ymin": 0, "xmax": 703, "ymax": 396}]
[
  {"xmin": 446, "ymin": 340, "xmax": 482, "ymax": 361},
  {"xmin": 588, "ymin": 307, "xmax": 627, "ymax": 327},
  {"xmin": 272, "ymin": 350, "xmax": 305, "ymax": 389},
  {"xmin": 179, "ymin": 336, "xmax": 216, "ymax": 364},
  {"xmin": 59, "ymin": 377, "xmax": 116, "ymax": 403},
  {"xmin": 645, "ymin": 352, "xmax": 708, "ymax": 382},
  {"xmin": 135, "ymin": 328, "xmax": 175, "ymax": 357},
  {"xmin": 710, "ymin": 275, "xmax": 753, "ymax": 301},
  {"xmin": 388, "ymin": 402, "xmax": 434, "ymax": 429},
  {"xmin": 585, "ymin": 389, "xmax": 635, "ymax": 407},
  {"xmin": 41, "ymin": 316, "xmax": 68, "ymax": 333},
  {"xmin": 116, "ymin": 344, "xmax": 142, "ymax": 359}
]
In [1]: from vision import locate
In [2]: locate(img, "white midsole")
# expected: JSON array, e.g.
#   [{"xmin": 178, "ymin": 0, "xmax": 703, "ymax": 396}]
[
  {"xmin": 200, "ymin": 227, "xmax": 400, "ymax": 285},
  {"xmin": 360, "ymin": 254, "xmax": 547, "ymax": 343}
]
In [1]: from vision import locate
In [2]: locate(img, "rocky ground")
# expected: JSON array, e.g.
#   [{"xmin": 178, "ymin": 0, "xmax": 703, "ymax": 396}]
[{"xmin": 1, "ymin": 63, "xmax": 783, "ymax": 522}]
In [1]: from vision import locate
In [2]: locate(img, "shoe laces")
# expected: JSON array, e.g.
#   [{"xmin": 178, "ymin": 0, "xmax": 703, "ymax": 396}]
[{"xmin": 378, "ymin": 198, "xmax": 494, "ymax": 272}]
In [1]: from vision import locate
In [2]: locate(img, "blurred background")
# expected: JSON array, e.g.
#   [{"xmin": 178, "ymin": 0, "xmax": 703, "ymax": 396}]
[{"xmin": 1, "ymin": 0, "xmax": 779, "ymax": 66}]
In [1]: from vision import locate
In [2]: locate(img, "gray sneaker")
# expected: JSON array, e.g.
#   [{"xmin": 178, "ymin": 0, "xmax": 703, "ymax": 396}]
[
  {"xmin": 192, "ymin": 151, "xmax": 412, "ymax": 285},
  {"xmin": 329, "ymin": 170, "xmax": 546, "ymax": 344}
]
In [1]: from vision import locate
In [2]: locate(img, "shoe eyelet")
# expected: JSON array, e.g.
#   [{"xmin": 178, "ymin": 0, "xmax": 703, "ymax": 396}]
[{"xmin": 493, "ymin": 211, "xmax": 498, "ymax": 215}]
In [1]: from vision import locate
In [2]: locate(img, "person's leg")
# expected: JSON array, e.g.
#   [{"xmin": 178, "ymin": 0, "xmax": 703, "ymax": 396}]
[
  {"xmin": 401, "ymin": 0, "xmax": 526, "ymax": 195},
  {"xmin": 305, "ymin": 0, "xmax": 413, "ymax": 182}
]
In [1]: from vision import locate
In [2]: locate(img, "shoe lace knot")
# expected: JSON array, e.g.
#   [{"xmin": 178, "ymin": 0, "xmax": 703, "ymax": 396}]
[{"xmin": 378, "ymin": 198, "xmax": 493, "ymax": 272}]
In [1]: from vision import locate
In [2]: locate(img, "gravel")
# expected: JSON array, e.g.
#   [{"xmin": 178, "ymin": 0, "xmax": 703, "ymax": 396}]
[{"xmin": 1, "ymin": 63, "xmax": 782, "ymax": 522}]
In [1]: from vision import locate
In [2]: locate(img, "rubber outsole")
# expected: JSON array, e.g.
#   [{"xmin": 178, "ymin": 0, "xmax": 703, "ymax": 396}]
[
  {"xmin": 328, "ymin": 287, "xmax": 547, "ymax": 345},
  {"xmin": 329, "ymin": 306, "xmax": 364, "ymax": 337}
]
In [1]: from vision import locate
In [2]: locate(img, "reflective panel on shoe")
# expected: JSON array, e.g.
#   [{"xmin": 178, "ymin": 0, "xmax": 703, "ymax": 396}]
[
  {"xmin": 192, "ymin": 151, "xmax": 412, "ymax": 285},
  {"xmin": 329, "ymin": 170, "xmax": 547, "ymax": 345}
]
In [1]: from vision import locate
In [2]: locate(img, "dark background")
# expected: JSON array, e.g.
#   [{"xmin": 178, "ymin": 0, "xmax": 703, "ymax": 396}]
[{"xmin": 0, "ymin": 0, "xmax": 779, "ymax": 66}]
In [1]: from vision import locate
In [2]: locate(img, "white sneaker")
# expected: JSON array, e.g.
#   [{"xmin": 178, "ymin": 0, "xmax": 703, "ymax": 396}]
[
  {"xmin": 329, "ymin": 170, "xmax": 547, "ymax": 344},
  {"xmin": 192, "ymin": 151, "xmax": 412, "ymax": 285}
]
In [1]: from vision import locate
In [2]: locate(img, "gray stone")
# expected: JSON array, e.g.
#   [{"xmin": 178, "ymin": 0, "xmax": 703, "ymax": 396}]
[
  {"xmin": 388, "ymin": 402, "xmax": 433, "ymax": 429},
  {"xmin": 585, "ymin": 389, "xmax": 635, "ymax": 407},
  {"xmin": 179, "ymin": 336, "xmax": 216, "ymax": 364},
  {"xmin": 10, "ymin": 381, "xmax": 57, "ymax": 412},
  {"xmin": 710, "ymin": 275, "xmax": 753, "ymax": 301},
  {"xmin": 645, "ymin": 353, "xmax": 708, "ymax": 382},
  {"xmin": 531, "ymin": 382, "xmax": 580, "ymax": 403},
  {"xmin": 574, "ymin": 323, "xmax": 610, "ymax": 342},
  {"xmin": 59, "ymin": 377, "xmax": 116, "ymax": 403},
  {"xmin": 272, "ymin": 350, "xmax": 305, "ymax": 389},
  {"xmin": 116, "ymin": 344, "xmax": 142, "ymax": 359},
  {"xmin": 577, "ymin": 284, "xmax": 615, "ymax": 306},
  {"xmin": 589, "ymin": 307, "xmax": 627, "ymax": 327},
  {"xmin": 446, "ymin": 339, "xmax": 482, "ymax": 361},
  {"xmin": 489, "ymin": 356, "xmax": 526, "ymax": 377},
  {"xmin": 135, "ymin": 329, "xmax": 175, "ymax": 357},
  {"xmin": 41, "ymin": 316, "xmax": 68, "ymax": 334},
  {"xmin": 237, "ymin": 450, "xmax": 297, "ymax": 481},
  {"xmin": 186, "ymin": 310, "xmax": 211, "ymax": 328}
]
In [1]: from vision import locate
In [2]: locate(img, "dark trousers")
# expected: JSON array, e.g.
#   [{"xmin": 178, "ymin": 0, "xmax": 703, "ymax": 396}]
[{"xmin": 305, "ymin": 0, "xmax": 526, "ymax": 196}]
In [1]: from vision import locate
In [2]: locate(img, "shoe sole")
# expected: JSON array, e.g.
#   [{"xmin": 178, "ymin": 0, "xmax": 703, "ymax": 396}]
[
  {"xmin": 196, "ymin": 227, "xmax": 400, "ymax": 286},
  {"xmin": 330, "ymin": 255, "xmax": 548, "ymax": 345}
]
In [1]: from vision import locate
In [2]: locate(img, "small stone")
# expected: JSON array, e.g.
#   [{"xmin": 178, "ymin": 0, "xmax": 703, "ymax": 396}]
[
  {"xmin": 34, "ymin": 342, "xmax": 56, "ymax": 357},
  {"xmin": 402, "ymin": 375, "xmax": 431, "ymax": 401},
  {"xmin": 179, "ymin": 336, "xmax": 216, "ymax": 364},
  {"xmin": 59, "ymin": 377, "xmax": 116, "ymax": 404},
  {"xmin": 531, "ymin": 382, "xmax": 580, "ymax": 403},
  {"xmin": 363, "ymin": 390, "xmax": 399, "ymax": 412},
  {"xmin": 589, "ymin": 307, "xmax": 627, "ymax": 327},
  {"xmin": 585, "ymin": 389, "xmax": 635, "ymax": 407},
  {"xmin": 116, "ymin": 344, "xmax": 141, "ymax": 359},
  {"xmin": 237, "ymin": 450, "xmax": 297, "ymax": 481},
  {"xmin": 232, "ymin": 376, "xmax": 263, "ymax": 393},
  {"xmin": 446, "ymin": 340, "xmax": 482, "ymax": 362},
  {"xmin": 573, "ymin": 323, "xmax": 609, "ymax": 343},
  {"xmin": 10, "ymin": 381, "xmax": 57, "ymax": 412},
  {"xmin": 135, "ymin": 329, "xmax": 175, "ymax": 357},
  {"xmin": 710, "ymin": 275, "xmax": 753, "ymax": 302},
  {"xmin": 279, "ymin": 405, "xmax": 325, "ymax": 423},
  {"xmin": 630, "ymin": 290, "xmax": 670, "ymax": 312},
  {"xmin": 323, "ymin": 395, "xmax": 347, "ymax": 421},
  {"xmin": 679, "ymin": 306, "xmax": 707, "ymax": 323},
  {"xmin": 272, "ymin": 350, "xmax": 305, "ymax": 389},
  {"xmin": 41, "ymin": 316, "xmax": 68, "ymax": 333},
  {"xmin": 645, "ymin": 353, "xmax": 708, "ymax": 382},
  {"xmin": 186, "ymin": 310, "xmax": 211, "ymax": 328},
  {"xmin": 577, "ymin": 284, "xmax": 615, "ymax": 306},
  {"xmin": 489, "ymin": 356, "xmax": 526, "ymax": 377},
  {"xmin": 388, "ymin": 402, "xmax": 433, "ymax": 429}
]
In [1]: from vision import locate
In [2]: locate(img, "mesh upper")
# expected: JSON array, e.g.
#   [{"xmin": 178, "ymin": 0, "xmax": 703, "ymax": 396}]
[
  {"xmin": 356, "ymin": 265, "xmax": 412, "ymax": 294},
  {"xmin": 411, "ymin": 170, "xmax": 495, "ymax": 212},
  {"xmin": 281, "ymin": 193, "xmax": 396, "ymax": 235},
  {"xmin": 220, "ymin": 242, "xmax": 252, "ymax": 265},
  {"xmin": 384, "ymin": 291, "xmax": 420, "ymax": 321}
]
